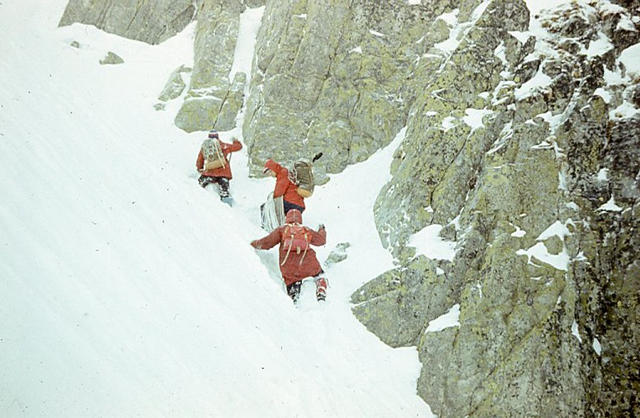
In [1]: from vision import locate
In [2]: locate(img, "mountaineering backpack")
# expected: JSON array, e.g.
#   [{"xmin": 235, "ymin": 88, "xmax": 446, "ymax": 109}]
[
  {"xmin": 201, "ymin": 138, "xmax": 226, "ymax": 171},
  {"xmin": 281, "ymin": 223, "xmax": 310, "ymax": 266},
  {"xmin": 289, "ymin": 159, "xmax": 314, "ymax": 198}
]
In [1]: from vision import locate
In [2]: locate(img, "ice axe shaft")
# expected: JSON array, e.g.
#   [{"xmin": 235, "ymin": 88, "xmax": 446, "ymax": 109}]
[{"xmin": 312, "ymin": 152, "xmax": 323, "ymax": 163}]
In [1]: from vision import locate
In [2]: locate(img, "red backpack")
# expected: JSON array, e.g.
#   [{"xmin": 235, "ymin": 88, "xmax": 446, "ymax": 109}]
[{"xmin": 281, "ymin": 223, "xmax": 310, "ymax": 266}]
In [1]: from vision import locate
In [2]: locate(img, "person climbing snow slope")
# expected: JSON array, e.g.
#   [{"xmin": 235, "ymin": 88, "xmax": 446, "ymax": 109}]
[
  {"xmin": 196, "ymin": 130, "xmax": 242, "ymax": 202},
  {"xmin": 263, "ymin": 158, "xmax": 306, "ymax": 215},
  {"xmin": 251, "ymin": 209, "xmax": 328, "ymax": 302}
]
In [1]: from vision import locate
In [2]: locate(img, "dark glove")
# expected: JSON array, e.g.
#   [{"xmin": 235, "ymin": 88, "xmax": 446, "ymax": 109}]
[{"xmin": 318, "ymin": 224, "xmax": 325, "ymax": 231}]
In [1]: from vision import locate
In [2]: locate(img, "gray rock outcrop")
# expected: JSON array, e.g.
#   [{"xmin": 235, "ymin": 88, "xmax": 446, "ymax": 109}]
[
  {"xmin": 244, "ymin": 0, "xmax": 463, "ymax": 175},
  {"xmin": 58, "ymin": 0, "xmax": 197, "ymax": 45},
  {"xmin": 99, "ymin": 51, "xmax": 124, "ymax": 65},
  {"xmin": 158, "ymin": 65, "xmax": 191, "ymax": 102},
  {"xmin": 324, "ymin": 242, "xmax": 350, "ymax": 267}
]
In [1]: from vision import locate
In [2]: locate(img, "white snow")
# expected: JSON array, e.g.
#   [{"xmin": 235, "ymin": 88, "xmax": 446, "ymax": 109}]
[
  {"xmin": 517, "ymin": 219, "xmax": 573, "ymax": 271},
  {"xmin": 408, "ymin": 225, "xmax": 457, "ymax": 262},
  {"xmin": 495, "ymin": 41, "xmax": 509, "ymax": 67},
  {"xmin": 433, "ymin": 9, "xmax": 463, "ymax": 53},
  {"xmin": 425, "ymin": 305, "xmax": 460, "ymax": 333},
  {"xmin": 436, "ymin": 9, "xmax": 459, "ymax": 27},
  {"xmin": 487, "ymin": 122, "xmax": 513, "ymax": 155},
  {"xmin": 536, "ymin": 220, "xmax": 571, "ymax": 241},
  {"xmin": 598, "ymin": 195, "xmax": 623, "ymax": 212},
  {"xmin": 616, "ymin": 15, "xmax": 637, "ymax": 33},
  {"xmin": 350, "ymin": 46, "xmax": 363, "ymax": 54},
  {"xmin": 599, "ymin": 1, "xmax": 626, "ymax": 16},
  {"xmin": 610, "ymin": 100, "xmax": 640, "ymax": 119},
  {"xmin": 583, "ymin": 32, "xmax": 614, "ymax": 58},
  {"xmin": 514, "ymin": 68, "xmax": 552, "ymax": 100},
  {"xmin": 470, "ymin": 0, "xmax": 491, "ymax": 21},
  {"xmin": 511, "ymin": 224, "xmax": 527, "ymax": 238},
  {"xmin": 558, "ymin": 170, "xmax": 567, "ymax": 191},
  {"xmin": 605, "ymin": 68, "xmax": 626, "ymax": 88},
  {"xmin": 433, "ymin": 2, "xmax": 493, "ymax": 55},
  {"xmin": 0, "ymin": 1, "xmax": 434, "ymax": 416},
  {"xmin": 619, "ymin": 42, "xmax": 640, "ymax": 78},
  {"xmin": 463, "ymin": 108, "xmax": 493, "ymax": 132},
  {"xmin": 229, "ymin": 6, "xmax": 264, "ymax": 85},
  {"xmin": 593, "ymin": 338, "xmax": 602, "ymax": 356},
  {"xmin": 593, "ymin": 87, "xmax": 612, "ymax": 103},
  {"xmin": 508, "ymin": 30, "xmax": 532, "ymax": 45},
  {"xmin": 571, "ymin": 321, "xmax": 582, "ymax": 343},
  {"xmin": 597, "ymin": 168, "xmax": 609, "ymax": 181},
  {"xmin": 441, "ymin": 116, "xmax": 458, "ymax": 131},
  {"xmin": 434, "ymin": 30, "xmax": 462, "ymax": 54},
  {"xmin": 407, "ymin": 0, "xmax": 422, "ymax": 5},
  {"xmin": 369, "ymin": 29, "xmax": 386, "ymax": 38},
  {"xmin": 517, "ymin": 243, "xmax": 570, "ymax": 271}
]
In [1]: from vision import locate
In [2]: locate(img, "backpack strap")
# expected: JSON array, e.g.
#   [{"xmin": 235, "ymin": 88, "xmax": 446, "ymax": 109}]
[
  {"xmin": 215, "ymin": 139, "xmax": 226, "ymax": 168},
  {"xmin": 281, "ymin": 224, "xmax": 293, "ymax": 266},
  {"xmin": 298, "ymin": 230, "xmax": 310, "ymax": 266}
]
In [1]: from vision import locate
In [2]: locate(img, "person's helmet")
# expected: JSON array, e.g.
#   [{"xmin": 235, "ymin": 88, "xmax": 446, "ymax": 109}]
[{"xmin": 208, "ymin": 130, "xmax": 219, "ymax": 139}]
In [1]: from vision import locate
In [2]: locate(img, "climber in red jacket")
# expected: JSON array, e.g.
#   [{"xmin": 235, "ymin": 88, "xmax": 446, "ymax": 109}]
[
  {"xmin": 263, "ymin": 158, "xmax": 305, "ymax": 214},
  {"xmin": 196, "ymin": 130, "xmax": 242, "ymax": 199},
  {"xmin": 251, "ymin": 209, "xmax": 328, "ymax": 302}
]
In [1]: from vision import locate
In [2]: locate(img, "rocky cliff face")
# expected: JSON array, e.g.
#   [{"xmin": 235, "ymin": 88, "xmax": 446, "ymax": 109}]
[
  {"xmin": 59, "ymin": 0, "xmax": 639, "ymax": 415},
  {"xmin": 243, "ymin": 0, "xmax": 456, "ymax": 176},
  {"xmin": 352, "ymin": 1, "xmax": 640, "ymax": 416},
  {"xmin": 172, "ymin": 0, "xmax": 265, "ymax": 132}
]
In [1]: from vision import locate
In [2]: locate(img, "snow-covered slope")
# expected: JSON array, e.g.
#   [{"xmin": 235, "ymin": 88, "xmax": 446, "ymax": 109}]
[{"xmin": 0, "ymin": 1, "xmax": 432, "ymax": 416}]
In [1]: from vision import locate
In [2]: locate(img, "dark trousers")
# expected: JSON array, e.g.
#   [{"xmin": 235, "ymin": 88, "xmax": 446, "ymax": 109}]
[
  {"xmin": 286, "ymin": 282, "xmax": 302, "ymax": 302},
  {"xmin": 199, "ymin": 175, "xmax": 230, "ymax": 197},
  {"xmin": 286, "ymin": 271, "xmax": 326, "ymax": 303},
  {"xmin": 283, "ymin": 200, "xmax": 305, "ymax": 214}
]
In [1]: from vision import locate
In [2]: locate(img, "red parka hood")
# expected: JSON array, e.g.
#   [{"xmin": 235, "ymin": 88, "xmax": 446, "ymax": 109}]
[{"xmin": 285, "ymin": 209, "xmax": 302, "ymax": 224}]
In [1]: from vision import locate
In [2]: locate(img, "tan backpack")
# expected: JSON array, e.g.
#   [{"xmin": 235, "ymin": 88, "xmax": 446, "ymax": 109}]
[
  {"xmin": 201, "ymin": 138, "xmax": 226, "ymax": 171},
  {"xmin": 289, "ymin": 159, "xmax": 314, "ymax": 198},
  {"xmin": 281, "ymin": 223, "xmax": 310, "ymax": 266}
]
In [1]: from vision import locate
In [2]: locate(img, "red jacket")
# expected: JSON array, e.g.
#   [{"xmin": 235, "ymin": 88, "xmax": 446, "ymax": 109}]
[
  {"xmin": 264, "ymin": 159, "xmax": 305, "ymax": 208},
  {"xmin": 196, "ymin": 139, "xmax": 242, "ymax": 179},
  {"xmin": 251, "ymin": 209, "xmax": 325, "ymax": 286}
]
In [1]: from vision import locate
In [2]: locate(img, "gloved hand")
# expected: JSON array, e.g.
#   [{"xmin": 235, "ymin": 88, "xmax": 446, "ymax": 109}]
[
  {"xmin": 250, "ymin": 240, "xmax": 260, "ymax": 249},
  {"xmin": 318, "ymin": 224, "xmax": 325, "ymax": 231}
]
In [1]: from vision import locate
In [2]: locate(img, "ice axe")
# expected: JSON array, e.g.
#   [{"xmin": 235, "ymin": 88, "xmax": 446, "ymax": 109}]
[{"xmin": 312, "ymin": 152, "xmax": 323, "ymax": 163}]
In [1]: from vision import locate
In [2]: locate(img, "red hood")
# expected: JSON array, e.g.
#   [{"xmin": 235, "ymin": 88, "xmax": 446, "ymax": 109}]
[{"xmin": 285, "ymin": 209, "xmax": 302, "ymax": 224}]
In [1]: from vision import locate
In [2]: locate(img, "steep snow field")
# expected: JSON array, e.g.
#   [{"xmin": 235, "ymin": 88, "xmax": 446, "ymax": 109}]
[{"xmin": 0, "ymin": 1, "xmax": 432, "ymax": 417}]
